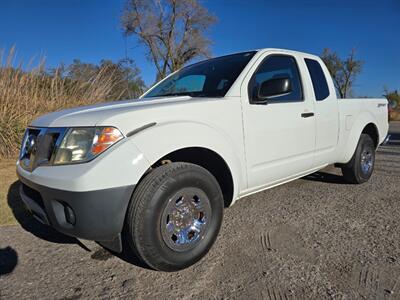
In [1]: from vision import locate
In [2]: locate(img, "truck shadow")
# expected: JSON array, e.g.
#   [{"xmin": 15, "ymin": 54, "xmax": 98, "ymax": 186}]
[
  {"xmin": 109, "ymin": 239, "xmax": 152, "ymax": 270},
  {"xmin": 7, "ymin": 181, "xmax": 89, "ymax": 250},
  {"xmin": 305, "ymin": 130, "xmax": 400, "ymax": 184},
  {"xmin": 303, "ymin": 171, "xmax": 349, "ymax": 184}
]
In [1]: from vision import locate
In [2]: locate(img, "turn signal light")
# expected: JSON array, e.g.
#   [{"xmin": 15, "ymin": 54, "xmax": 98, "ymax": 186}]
[{"xmin": 91, "ymin": 127, "xmax": 123, "ymax": 156}]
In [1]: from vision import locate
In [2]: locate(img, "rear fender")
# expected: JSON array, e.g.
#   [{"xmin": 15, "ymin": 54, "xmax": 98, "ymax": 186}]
[{"xmin": 338, "ymin": 112, "xmax": 378, "ymax": 164}]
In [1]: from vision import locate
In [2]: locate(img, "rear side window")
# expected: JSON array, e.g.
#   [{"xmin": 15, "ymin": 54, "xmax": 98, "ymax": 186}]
[{"xmin": 305, "ymin": 58, "xmax": 330, "ymax": 101}]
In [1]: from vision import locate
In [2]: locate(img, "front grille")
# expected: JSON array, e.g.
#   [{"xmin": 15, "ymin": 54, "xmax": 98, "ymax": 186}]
[
  {"xmin": 21, "ymin": 183, "xmax": 44, "ymax": 209},
  {"xmin": 36, "ymin": 132, "xmax": 60, "ymax": 164},
  {"xmin": 19, "ymin": 127, "xmax": 67, "ymax": 171}
]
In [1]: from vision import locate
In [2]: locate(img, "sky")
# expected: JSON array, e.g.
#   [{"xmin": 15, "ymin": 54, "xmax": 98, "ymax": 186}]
[{"xmin": 0, "ymin": 0, "xmax": 399, "ymax": 97}]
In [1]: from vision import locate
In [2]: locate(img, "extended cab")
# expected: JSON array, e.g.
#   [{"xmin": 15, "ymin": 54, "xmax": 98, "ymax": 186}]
[{"xmin": 17, "ymin": 49, "xmax": 389, "ymax": 271}]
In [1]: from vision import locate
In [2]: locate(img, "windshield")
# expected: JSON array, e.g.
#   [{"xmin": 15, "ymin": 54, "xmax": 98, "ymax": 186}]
[{"xmin": 143, "ymin": 51, "xmax": 257, "ymax": 98}]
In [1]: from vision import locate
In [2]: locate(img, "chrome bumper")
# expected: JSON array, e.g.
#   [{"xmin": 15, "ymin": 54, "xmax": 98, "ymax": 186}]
[{"xmin": 382, "ymin": 134, "xmax": 391, "ymax": 145}]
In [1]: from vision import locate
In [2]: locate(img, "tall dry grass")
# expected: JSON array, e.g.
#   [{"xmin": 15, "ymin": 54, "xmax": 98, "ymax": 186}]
[{"xmin": 0, "ymin": 47, "xmax": 123, "ymax": 158}]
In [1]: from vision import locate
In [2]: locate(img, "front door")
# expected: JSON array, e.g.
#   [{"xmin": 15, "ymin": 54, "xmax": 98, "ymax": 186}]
[{"xmin": 241, "ymin": 54, "xmax": 316, "ymax": 191}]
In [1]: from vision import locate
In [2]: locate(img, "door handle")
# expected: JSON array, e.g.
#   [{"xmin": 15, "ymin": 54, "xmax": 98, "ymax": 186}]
[{"xmin": 301, "ymin": 112, "xmax": 314, "ymax": 118}]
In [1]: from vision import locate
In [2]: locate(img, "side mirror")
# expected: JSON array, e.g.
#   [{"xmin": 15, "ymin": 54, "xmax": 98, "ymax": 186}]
[{"xmin": 257, "ymin": 77, "xmax": 292, "ymax": 102}]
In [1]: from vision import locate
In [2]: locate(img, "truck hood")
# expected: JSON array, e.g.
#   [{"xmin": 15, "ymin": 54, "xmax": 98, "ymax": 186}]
[{"xmin": 30, "ymin": 96, "xmax": 219, "ymax": 134}]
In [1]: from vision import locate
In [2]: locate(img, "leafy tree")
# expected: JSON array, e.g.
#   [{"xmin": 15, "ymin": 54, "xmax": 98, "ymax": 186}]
[
  {"xmin": 65, "ymin": 59, "xmax": 145, "ymax": 99},
  {"xmin": 321, "ymin": 48, "xmax": 363, "ymax": 98},
  {"xmin": 99, "ymin": 59, "xmax": 145, "ymax": 99},
  {"xmin": 66, "ymin": 59, "xmax": 98, "ymax": 82},
  {"xmin": 121, "ymin": 0, "xmax": 216, "ymax": 80}
]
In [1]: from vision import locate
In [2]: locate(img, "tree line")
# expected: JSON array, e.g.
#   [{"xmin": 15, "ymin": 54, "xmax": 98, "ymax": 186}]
[
  {"xmin": 2, "ymin": 0, "xmax": 399, "ymax": 159},
  {"xmin": 120, "ymin": 0, "xmax": 398, "ymax": 104},
  {"xmin": 3, "ymin": 0, "xmax": 398, "ymax": 104},
  {"xmin": 50, "ymin": 58, "xmax": 145, "ymax": 100}
]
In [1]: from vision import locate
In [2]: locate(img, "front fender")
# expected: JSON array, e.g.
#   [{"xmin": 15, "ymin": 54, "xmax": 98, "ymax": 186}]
[
  {"xmin": 129, "ymin": 120, "xmax": 245, "ymax": 201},
  {"xmin": 18, "ymin": 137, "xmax": 152, "ymax": 192}
]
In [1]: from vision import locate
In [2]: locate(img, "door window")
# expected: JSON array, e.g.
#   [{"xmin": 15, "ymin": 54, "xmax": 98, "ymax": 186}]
[{"xmin": 248, "ymin": 55, "xmax": 303, "ymax": 103}]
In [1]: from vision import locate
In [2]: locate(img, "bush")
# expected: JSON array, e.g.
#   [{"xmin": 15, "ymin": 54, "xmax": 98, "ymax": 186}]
[{"xmin": 390, "ymin": 110, "xmax": 400, "ymax": 121}]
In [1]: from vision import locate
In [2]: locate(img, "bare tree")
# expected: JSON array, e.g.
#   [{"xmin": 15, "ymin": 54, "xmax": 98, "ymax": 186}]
[
  {"xmin": 321, "ymin": 48, "xmax": 363, "ymax": 98},
  {"xmin": 121, "ymin": 0, "xmax": 216, "ymax": 80}
]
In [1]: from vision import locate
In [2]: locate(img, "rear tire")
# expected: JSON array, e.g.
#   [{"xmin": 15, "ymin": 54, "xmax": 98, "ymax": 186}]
[
  {"xmin": 341, "ymin": 134, "xmax": 375, "ymax": 184},
  {"xmin": 125, "ymin": 162, "xmax": 224, "ymax": 271}
]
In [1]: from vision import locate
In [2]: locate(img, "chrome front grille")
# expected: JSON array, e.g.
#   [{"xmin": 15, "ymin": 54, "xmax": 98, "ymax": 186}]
[{"xmin": 19, "ymin": 127, "xmax": 67, "ymax": 171}]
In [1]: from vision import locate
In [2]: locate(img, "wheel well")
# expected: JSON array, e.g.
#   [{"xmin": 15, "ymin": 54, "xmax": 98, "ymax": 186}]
[
  {"xmin": 362, "ymin": 123, "xmax": 379, "ymax": 148},
  {"xmin": 152, "ymin": 147, "xmax": 234, "ymax": 207}
]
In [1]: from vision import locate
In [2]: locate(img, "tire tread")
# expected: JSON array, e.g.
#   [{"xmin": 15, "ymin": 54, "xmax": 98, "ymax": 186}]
[
  {"xmin": 125, "ymin": 162, "xmax": 223, "ymax": 271},
  {"xmin": 341, "ymin": 134, "xmax": 375, "ymax": 184}
]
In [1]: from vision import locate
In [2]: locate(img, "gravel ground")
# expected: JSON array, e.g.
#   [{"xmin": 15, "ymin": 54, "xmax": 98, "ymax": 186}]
[{"xmin": 1, "ymin": 122, "xmax": 399, "ymax": 300}]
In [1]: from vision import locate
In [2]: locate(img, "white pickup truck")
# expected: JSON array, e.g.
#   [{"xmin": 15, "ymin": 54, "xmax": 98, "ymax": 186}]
[{"xmin": 17, "ymin": 48, "xmax": 388, "ymax": 271}]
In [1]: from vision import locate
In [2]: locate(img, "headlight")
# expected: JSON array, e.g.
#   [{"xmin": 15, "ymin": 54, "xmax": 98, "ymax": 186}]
[{"xmin": 53, "ymin": 127, "xmax": 123, "ymax": 165}]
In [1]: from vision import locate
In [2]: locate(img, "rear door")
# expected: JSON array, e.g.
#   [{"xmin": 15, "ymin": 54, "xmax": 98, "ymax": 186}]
[
  {"xmin": 304, "ymin": 58, "xmax": 339, "ymax": 167},
  {"xmin": 241, "ymin": 53, "xmax": 316, "ymax": 191}
]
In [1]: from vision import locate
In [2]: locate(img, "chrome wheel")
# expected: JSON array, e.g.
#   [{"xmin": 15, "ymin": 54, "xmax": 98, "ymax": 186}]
[
  {"xmin": 161, "ymin": 188, "xmax": 211, "ymax": 252},
  {"xmin": 360, "ymin": 148, "xmax": 374, "ymax": 174}
]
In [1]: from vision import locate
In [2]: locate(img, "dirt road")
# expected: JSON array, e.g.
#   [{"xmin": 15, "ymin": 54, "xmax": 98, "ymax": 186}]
[{"xmin": 1, "ymin": 123, "xmax": 400, "ymax": 299}]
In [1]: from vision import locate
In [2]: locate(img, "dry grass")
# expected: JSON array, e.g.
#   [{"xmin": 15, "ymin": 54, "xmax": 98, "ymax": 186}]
[
  {"xmin": 0, "ymin": 46, "xmax": 123, "ymax": 159},
  {"xmin": 0, "ymin": 47, "xmax": 138, "ymax": 224}
]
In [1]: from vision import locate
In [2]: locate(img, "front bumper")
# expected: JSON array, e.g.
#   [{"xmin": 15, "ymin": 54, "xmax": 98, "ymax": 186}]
[{"xmin": 18, "ymin": 174, "xmax": 135, "ymax": 251}]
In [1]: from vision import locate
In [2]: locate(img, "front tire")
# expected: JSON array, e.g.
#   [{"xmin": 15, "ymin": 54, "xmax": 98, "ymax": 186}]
[
  {"xmin": 125, "ymin": 162, "xmax": 224, "ymax": 271},
  {"xmin": 341, "ymin": 134, "xmax": 375, "ymax": 184}
]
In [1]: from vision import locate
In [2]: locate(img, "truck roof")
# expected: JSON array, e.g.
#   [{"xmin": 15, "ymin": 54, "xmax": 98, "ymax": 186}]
[
  {"xmin": 212, "ymin": 48, "xmax": 322, "ymax": 62},
  {"xmin": 256, "ymin": 48, "xmax": 321, "ymax": 60}
]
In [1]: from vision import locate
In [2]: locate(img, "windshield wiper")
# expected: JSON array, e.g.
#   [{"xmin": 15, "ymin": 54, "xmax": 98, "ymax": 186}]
[
  {"xmin": 149, "ymin": 92, "xmax": 194, "ymax": 97},
  {"xmin": 147, "ymin": 91, "xmax": 223, "ymax": 98}
]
